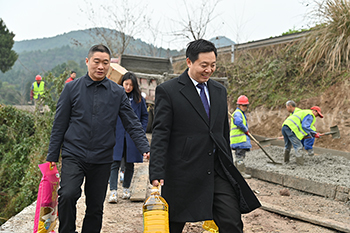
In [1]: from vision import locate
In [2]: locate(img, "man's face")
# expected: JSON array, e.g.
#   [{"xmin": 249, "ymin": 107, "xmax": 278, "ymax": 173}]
[
  {"xmin": 186, "ymin": 51, "xmax": 216, "ymax": 83},
  {"xmin": 85, "ymin": 52, "xmax": 110, "ymax": 81},
  {"xmin": 312, "ymin": 110, "xmax": 319, "ymax": 117},
  {"xmin": 239, "ymin": 104, "xmax": 248, "ymax": 112},
  {"xmin": 286, "ymin": 105, "xmax": 293, "ymax": 113},
  {"xmin": 71, "ymin": 73, "xmax": 76, "ymax": 79}
]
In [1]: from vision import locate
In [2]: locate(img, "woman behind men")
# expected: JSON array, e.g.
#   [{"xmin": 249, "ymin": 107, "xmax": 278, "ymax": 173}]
[{"xmin": 108, "ymin": 72, "xmax": 148, "ymax": 203}]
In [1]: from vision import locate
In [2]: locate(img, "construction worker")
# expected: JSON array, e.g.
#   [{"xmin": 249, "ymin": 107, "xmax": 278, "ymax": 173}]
[
  {"xmin": 230, "ymin": 95, "xmax": 252, "ymax": 179},
  {"xmin": 65, "ymin": 71, "xmax": 76, "ymax": 83},
  {"xmin": 30, "ymin": 75, "xmax": 45, "ymax": 112},
  {"xmin": 282, "ymin": 106, "xmax": 323, "ymax": 165},
  {"xmin": 285, "ymin": 100, "xmax": 315, "ymax": 156}
]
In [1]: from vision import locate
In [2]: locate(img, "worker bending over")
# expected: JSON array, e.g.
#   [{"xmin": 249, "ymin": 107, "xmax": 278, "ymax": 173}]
[
  {"xmin": 285, "ymin": 100, "xmax": 316, "ymax": 156},
  {"xmin": 282, "ymin": 106, "xmax": 323, "ymax": 165},
  {"xmin": 230, "ymin": 95, "xmax": 252, "ymax": 179}
]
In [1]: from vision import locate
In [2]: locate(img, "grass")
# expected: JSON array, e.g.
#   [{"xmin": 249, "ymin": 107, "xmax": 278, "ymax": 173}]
[
  {"xmin": 300, "ymin": 0, "xmax": 350, "ymax": 73},
  {"xmin": 215, "ymin": 39, "xmax": 349, "ymax": 110}
]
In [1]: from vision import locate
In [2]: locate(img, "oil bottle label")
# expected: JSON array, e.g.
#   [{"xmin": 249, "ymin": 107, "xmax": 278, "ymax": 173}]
[{"xmin": 143, "ymin": 210, "xmax": 169, "ymax": 232}]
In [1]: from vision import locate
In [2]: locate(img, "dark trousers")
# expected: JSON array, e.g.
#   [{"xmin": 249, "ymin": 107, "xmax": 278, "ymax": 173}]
[
  {"xmin": 109, "ymin": 160, "xmax": 134, "ymax": 189},
  {"xmin": 235, "ymin": 148, "xmax": 248, "ymax": 160},
  {"xmin": 110, "ymin": 137, "xmax": 134, "ymax": 190},
  {"xmin": 58, "ymin": 156, "xmax": 111, "ymax": 233},
  {"xmin": 169, "ymin": 171, "xmax": 243, "ymax": 233}
]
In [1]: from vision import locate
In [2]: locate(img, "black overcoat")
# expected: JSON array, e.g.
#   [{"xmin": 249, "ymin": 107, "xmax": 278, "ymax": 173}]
[{"xmin": 149, "ymin": 70, "xmax": 261, "ymax": 222}]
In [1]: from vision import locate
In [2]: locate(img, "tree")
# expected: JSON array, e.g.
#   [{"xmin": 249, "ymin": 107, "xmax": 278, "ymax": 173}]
[
  {"xmin": 171, "ymin": 0, "xmax": 221, "ymax": 41},
  {"xmin": 145, "ymin": 19, "xmax": 163, "ymax": 57},
  {"xmin": 82, "ymin": 1, "xmax": 149, "ymax": 57},
  {"xmin": 0, "ymin": 19, "xmax": 18, "ymax": 73}
]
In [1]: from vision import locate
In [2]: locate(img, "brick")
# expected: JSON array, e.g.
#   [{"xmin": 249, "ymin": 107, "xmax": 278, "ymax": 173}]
[
  {"xmin": 334, "ymin": 191, "xmax": 349, "ymax": 202},
  {"xmin": 336, "ymin": 185, "xmax": 350, "ymax": 193},
  {"xmin": 334, "ymin": 186, "xmax": 350, "ymax": 202}
]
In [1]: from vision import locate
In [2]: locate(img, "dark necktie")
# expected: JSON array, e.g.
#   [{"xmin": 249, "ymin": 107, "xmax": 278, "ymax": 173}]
[{"xmin": 197, "ymin": 83, "xmax": 210, "ymax": 119}]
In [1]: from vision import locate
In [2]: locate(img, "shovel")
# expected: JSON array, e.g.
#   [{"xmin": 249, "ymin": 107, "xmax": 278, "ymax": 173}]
[
  {"xmin": 321, "ymin": 125, "xmax": 340, "ymax": 139},
  {"xmin": 303, "ymin": 125, "xmax": 340, "ymax": 139},
  {"xmin": 258, "ymin": 136, "xmax": 284, "ymax": 146},
  {"xmin": 228, "ymin": 112, "xmax": 282, "ymax": 165},
  {"xmin": 248, "ymin": 133, "xmax": 282, "ymax": 165}
]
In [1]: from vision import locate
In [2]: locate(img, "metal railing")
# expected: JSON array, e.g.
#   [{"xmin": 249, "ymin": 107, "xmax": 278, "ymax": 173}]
[{"xmin": 172, "ymin": 31, "xmax": 310, "ymax": 63}]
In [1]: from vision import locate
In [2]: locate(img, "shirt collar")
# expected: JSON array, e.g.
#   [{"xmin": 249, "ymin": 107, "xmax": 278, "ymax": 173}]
[
  {"xmin": 84, "ymin": 73, "xmax": 108, "ymax": 89},
  {"xmin": 189, "ymin": 76, "xmax": 208, "ymax": 88}
]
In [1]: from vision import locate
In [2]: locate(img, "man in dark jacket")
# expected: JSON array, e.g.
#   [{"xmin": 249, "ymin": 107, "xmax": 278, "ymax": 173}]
[
  {"xmin": 149, "ymin": 39, "xmax": 260, "ymax": 233},
  {"xmin": 46, "ymin": 44, "xmax": 150, "ymax": 233}
]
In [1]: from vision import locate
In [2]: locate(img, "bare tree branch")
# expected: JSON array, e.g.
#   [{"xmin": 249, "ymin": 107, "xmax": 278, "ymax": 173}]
[
  {"xmin": 172, "ymin": 0, "xmax": 221, "ymax": 41},
  {"xmin": 81, "ymin": 0, "xmax": 149, "ymax": 57}
]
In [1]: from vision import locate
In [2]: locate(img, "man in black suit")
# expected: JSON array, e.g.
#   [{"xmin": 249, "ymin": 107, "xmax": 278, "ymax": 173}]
[{"xmin": 149, "ymin": 39, "xmax": 260, "ymax": 233}]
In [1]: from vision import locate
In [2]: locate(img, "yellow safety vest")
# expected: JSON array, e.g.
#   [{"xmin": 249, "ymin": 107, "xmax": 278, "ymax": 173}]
[
  {"xmin": 32, "ymin": 81, "xmax": 45, "ymax": 99},
  {"xmin": 230, "ymin": 109, "xmax": 247, "ymax": 145},
  {"xmin": 283, "ymin": 109, "xmax": 316, "ymax": 140},
  {"xmin": 289, "ymin": 107, "xmax": 316, "ymax": 131},
  {"xmin": 289, "ymin": 107, "xmax": 302, "ymax": 116}
]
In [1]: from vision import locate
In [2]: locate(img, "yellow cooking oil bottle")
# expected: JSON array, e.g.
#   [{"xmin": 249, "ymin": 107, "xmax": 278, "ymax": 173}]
[
  {"xmin": 143, "ymin": 185, "xmax": 169, "ymax": 233},
  {"xmin": 202, "ymin": 220, "xmax": 219, "ymax": 233}
]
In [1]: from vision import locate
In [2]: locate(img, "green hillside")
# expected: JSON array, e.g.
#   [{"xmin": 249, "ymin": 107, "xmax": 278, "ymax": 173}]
[
  {"xmin": 0, "ymin": 28, "xmax": 180, "ymax": 105},
  {"xmin": 12, "ymin": 28, "xmax": 179, "ymax": 56}
]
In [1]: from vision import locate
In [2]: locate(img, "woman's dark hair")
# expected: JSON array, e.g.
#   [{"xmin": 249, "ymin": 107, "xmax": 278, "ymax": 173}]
[{"xmin": 121, "ymin": 72, "xmax": 141, "ymax": 103}]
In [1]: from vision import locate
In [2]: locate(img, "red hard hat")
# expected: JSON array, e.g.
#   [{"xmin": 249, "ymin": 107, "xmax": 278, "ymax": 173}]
[
  {"xmin": 35, "ymin": 75, "xmax": 42, "ymax": 81},
  {"xmin": 237, "ymin": 95, "xmax": 249, "ymax": 105},
  {"xmin": 310, "ymin": 106, "xmax": 323, "ymax": 118}
]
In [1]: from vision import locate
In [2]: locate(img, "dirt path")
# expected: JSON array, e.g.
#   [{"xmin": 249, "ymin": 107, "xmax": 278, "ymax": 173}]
[
  {"xmin": 56, "ymin": 160, "xmax": 348, "ymax": 233},
  {"xmin": 1, "ymin": 153, "xmax": 348, "ymax": 232}
]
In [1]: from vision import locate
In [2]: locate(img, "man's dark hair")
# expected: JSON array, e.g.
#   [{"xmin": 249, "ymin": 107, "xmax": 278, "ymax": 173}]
[
  {"xmin": 71, "ymin": 71, "xmax": 76, "ymax": 74},
  {"xmin": 186, "ymin": 39, "xmax": 217, "ymax": 63},
  {"xmin": 88, "ymin": 44, "xmax": 111, "ymax": 59},
  {"xmin": 286, "ymin": 100, "xmax": 296, "ymax": 107}
]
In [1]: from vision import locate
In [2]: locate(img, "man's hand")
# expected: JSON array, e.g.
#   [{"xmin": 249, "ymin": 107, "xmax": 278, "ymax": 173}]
[
  {"xmin": 245, "ymin": 130, "xmax": 249, "ymax": 135},
  {"xmin": 152, "ymin": 179, "xmax": 164, "ymax": 187},
  {"xmin": 314, "ymin": 133, "xmax": 321, "ymax": 138},
  {"xmin": 48, "ymin": 161, "xmax": 56, "ymax": 169},
  {"xmin": 143, "ymin": 152, "xmax": 150, "ymax": 160}
]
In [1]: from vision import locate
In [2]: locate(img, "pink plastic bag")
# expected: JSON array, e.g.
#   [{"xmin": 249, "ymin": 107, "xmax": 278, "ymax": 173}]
[{"xmin": 33, "ymin": 162, "xmax": 60, "ymax": 233}]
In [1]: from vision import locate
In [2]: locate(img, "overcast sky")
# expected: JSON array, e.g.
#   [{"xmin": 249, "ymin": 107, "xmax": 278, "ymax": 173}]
[{"xmin": 0, "ymin": 0, "xmax": 315, "ymax": 50}]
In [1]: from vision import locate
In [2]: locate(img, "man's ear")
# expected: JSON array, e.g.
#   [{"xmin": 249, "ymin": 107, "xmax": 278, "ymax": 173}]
[{"xmin": 186, "ymin": 57, "xmax": 192, "ymax": 68}]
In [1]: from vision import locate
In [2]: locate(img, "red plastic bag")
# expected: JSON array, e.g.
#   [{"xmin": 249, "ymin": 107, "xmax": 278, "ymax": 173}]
[{"xmin": 33, "ymin": 162, "xmax": 59, "ymax": 233}]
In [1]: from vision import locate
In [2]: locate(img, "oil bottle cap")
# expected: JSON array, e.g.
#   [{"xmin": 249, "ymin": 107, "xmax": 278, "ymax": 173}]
[{"xmin": 151, "ymin": 185, "xmax": 160, "ymax": 195}]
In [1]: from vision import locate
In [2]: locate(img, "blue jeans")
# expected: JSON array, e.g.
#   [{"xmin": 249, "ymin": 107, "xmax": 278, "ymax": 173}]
[
  {"xmin": 109, "ymin": 160, "xmax": 134, "ymax": 190},
  {"xmin": 301, "ymin": 137, "xmax": 315, "ymax": 150},
  {"xmin": 282, "ymin": 125, "xmax": 303, "ymax": 154}
]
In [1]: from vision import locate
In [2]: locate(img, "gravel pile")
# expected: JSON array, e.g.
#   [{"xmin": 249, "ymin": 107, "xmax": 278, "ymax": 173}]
[{"xmin": 244, "ymin": 146, "xmax": 350, "ymax": 188}]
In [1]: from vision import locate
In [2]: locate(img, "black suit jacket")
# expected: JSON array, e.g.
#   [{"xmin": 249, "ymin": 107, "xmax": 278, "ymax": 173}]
[{"xmin": 149, "ymin": 69, "xmax": 260, "ymax": 222}]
